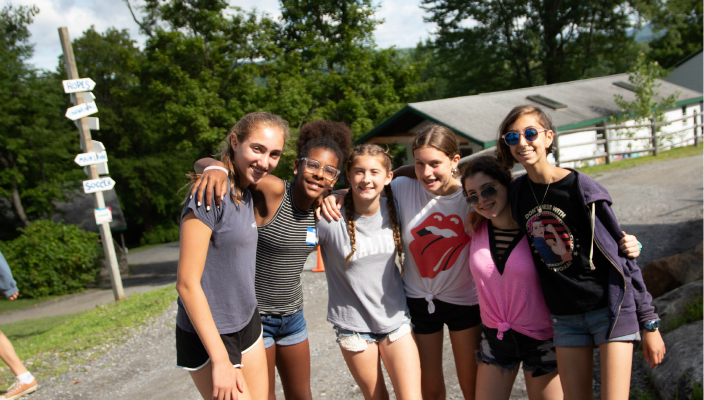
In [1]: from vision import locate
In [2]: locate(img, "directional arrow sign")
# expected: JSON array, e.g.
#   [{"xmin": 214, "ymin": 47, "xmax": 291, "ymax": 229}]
[
  {"xmin": 62, "ymin": 78, "xmax": 96, "ymax": 93},
  {"xmin": 74, "ymin": 117, "xmax": 99, "ymax": 131},
  {"xmin": 75, "ymin": 151, "xmax": 108, "ymax": 166},
  {"xmin": 83, "ymin": 177, "xmax": 115, "ymax": 194},
  {"xmin": 70, "ymin": 91, "xmax": 96, "ymax": 105},
  {"xmin": 65, "ymin": 101, "xmax": 98, "ymax": 121}
]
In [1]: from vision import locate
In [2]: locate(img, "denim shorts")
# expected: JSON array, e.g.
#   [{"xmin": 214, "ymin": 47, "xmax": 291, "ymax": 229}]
[
  {"xmin": 476, "ymin": 324, "xmax": 557, "ymax": 378},
  {"xmin": 261, "ymin": 309, "xmax": 308, "ymax": 349},
  {"xmin": 334, "ymin": 317, "xmax": 413, "ymax": 352},
  {"xmin": 551, "ymin": 307, "xmax": 640, "ymax": 347}
]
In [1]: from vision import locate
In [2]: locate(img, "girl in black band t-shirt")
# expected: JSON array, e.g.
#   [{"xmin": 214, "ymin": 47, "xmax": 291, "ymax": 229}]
[
  {"xmin": 177, "ymin": 112, "xmax": 288, "ymax": 400},
  {"xmin": 495, "ymin": 105, "xmax": 665, "ymax": 400}
]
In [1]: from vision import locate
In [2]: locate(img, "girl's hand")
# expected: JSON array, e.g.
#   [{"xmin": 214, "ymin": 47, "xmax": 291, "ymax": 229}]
[
  {"xmin": 190, "ymin": 163, "xmax": 228, "ymax": 210},
  {"xmin": 316, "ymin": 193, "xmax": 344, "ymax": 221},
  {"xmin": 211, "ymin": 360, "xmax": 244, "ymax": 400},
  {"xmin": 642, "ymin": 330, "xmax": 666, "ymax": 369},
  {"xmin": 464, "ymin": 210, "xmax": 485, "ymax": 235},
  {"xmin": 618, "ymin": 232, "xmax": 640, "ymax": 259}
]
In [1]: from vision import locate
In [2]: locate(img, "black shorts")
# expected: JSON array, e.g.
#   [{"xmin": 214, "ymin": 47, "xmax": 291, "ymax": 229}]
[
  {"xmin": 176, "ymin": 307, "xmax": 262, "ymax": 370},
  {"xmin": 476, "ymin": 324, "xmax": 557, "ymax": 378},
  {"xmin": 406, "ymin": 297, "xmax": 481, "ymax": 335}
]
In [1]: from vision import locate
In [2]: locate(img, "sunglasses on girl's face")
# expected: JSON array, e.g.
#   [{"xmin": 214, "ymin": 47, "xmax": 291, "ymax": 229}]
[
  {"xmin": 465, "ymin": 185, "xmax": 500, "ymax": 206},
  {"xmin": 502, "ymin": 127, "xmax": 548, "ymax": 146}
]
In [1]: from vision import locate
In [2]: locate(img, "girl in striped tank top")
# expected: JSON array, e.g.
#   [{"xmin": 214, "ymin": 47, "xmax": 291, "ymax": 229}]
[{"xmin": 191, "ymin": 120, "xmax": 352, "ymax": 400}]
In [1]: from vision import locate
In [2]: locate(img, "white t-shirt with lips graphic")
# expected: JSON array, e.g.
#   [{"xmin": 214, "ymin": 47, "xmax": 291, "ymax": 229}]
[{"xmin": 391, "ymin": 177, "xmax": 478, "ymax": 313}]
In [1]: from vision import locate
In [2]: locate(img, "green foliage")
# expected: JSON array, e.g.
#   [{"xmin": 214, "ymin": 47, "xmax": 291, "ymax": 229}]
[
  {"xmin": 662, "ymin": 294, "xmax": 703, "ymax": 333},
  {"xmin": 612, "ymin": 52, "xmax": 680, "ymax": 128},
  {"xmin": 0, "ymin": 5, "xmax": 84, "ymax": 232},
  {"xmin": 0, "ymin": 220, "xmax": 100, "ymax": 298},
  {"xmin": 418, "ymin": 0, "xmax": 641, "ymax": 99},
  {"xmin": 140, "ymin": 221, "xmax": 180, "ymax": 246},
  {"xmin": 637, "ymin": 0, "xmax": 703, "ymax": 68}
]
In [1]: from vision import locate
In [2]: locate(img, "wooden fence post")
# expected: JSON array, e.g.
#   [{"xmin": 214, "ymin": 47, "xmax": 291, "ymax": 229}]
[
  {"xmin": 553, "ymin": 131, "xmax": 560, "ymax": 167},
  {"xmin": 601, "ymin": 121, "xmax": 610, "ymax": 164},
  {"xmin": 651, "ymin": 119, "xmax": 659, "ymax": 156},
  {"xmin": 696, "ymin": 111, "xmax": 701, "ymax": 147}
]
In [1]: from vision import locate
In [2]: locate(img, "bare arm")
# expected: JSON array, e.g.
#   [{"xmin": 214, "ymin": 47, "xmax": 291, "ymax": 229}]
[
  {"xmin": 392, "ymin": 165, "xmax": 416, "ymax": 180},
  {"xmin": 191, "ymin": 158, "xmax": 228, "ymax": 209},
  {"xmin": 177, "ymin": 213, "xmax": 243, "ymax": 399}
]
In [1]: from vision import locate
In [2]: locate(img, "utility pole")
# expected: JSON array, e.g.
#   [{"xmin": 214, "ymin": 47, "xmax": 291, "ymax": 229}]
[{"xmin": 58, "ymin": 27, "xmax": 125, "ymax": 301}]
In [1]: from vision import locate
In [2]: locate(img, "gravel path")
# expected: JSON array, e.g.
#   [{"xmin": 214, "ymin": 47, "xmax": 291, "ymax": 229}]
[{"xmin": 24, "ymin": 154, "xmax": 704, "ymax": 399}]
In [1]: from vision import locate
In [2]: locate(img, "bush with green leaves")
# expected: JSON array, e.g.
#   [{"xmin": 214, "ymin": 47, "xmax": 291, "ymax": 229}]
[{"xmin": 0, "ymin": 220, "xmax": 101, "ymax": 298}]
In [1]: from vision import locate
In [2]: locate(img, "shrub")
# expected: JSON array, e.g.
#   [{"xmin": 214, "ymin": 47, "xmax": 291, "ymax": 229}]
[
  {"xmin": 140, "ymin": 221, "xmax": 180, "ymax": 246},
  {"xmin": 0, "ymin": 220, "xmax": 101, "ymax": 298}
]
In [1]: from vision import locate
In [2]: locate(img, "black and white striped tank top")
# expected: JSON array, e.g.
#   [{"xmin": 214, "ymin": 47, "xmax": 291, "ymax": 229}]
[{"xmin": 255, "ymin": 181, "xmax": 316, "ymax": 315}]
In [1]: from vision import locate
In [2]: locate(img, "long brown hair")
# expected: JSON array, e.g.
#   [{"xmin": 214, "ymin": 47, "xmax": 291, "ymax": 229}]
[
  {"xmin": 412, "ymin": 124, "xmax": 461, "ymax": 178},
  {"xmin": 219, "ymin": 112, "xmax": 290, "ymax": 204},
  {"xmin": 343, "ymin": 144, "xmax": 404, "ymax": 273},
  {"xmin": 496, "ymin": 105, "xmax": 555, "ymax": 170}
]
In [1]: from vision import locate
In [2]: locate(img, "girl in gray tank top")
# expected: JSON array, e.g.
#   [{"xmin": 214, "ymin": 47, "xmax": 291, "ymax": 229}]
[
  {"xmin": 177, "ymin": 112, "xmax": 288, "ymax": 400},
  {"xmin": 317, "ymin": 144, "xmax": 423, "ymax": 400},
  {"xmin": 190, "ymin": 121, "xmax": 353, "ymax": 400}
]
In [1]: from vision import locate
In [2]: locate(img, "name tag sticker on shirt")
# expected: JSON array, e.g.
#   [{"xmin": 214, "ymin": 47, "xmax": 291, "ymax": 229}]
[{"xmin": 306, "ymin": 227, "xmax": 318, "ymax": 246}]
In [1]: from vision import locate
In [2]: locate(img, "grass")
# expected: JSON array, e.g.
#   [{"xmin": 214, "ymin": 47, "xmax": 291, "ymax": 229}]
[
  {"xmin": 0, "ymin": 284, "xmax": 177, "ymax": 386},
  {"xmin": 126, "ymin": 242, "xmax": 171, "ymax": 254},
  {"xmin": 0, "ymin": 295, "xmax": 63, "ymax": 315},
  {"xmin": 576, "ymin": 143, "xmax": 703, "ymax": 176},
  {"xmin": 662, "ymin": 294, "xmax": 704, "ymax": 333}
]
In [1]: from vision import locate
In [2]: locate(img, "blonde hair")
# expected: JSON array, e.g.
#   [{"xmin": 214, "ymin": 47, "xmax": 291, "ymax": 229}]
[
  {"xmin": 412, "ymin": 124, "xmax": 461, "ymax": 178},
  {"xmin": 343, "ymin": 144, "xmax": 404, "ymax": 273},
  {"xmin": 190, "ymin": 112, "xmax": 290, "ymax": 204}
]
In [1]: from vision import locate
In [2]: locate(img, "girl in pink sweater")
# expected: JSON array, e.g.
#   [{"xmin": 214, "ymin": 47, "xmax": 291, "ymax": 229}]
[{"xmin": 462, "ymin": 155, "xmax": 563, "ymax": 400}]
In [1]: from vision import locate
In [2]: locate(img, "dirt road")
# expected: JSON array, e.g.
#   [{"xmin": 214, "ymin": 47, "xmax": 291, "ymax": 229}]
[{"xmin": 22, "ymin": 155, "xmax": 704, "ymax": 399}]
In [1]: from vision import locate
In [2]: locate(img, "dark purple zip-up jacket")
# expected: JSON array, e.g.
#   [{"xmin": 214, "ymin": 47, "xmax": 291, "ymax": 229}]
[{"xmin": 510, "ymin": 169, "xmax": 658, "ymax": 339}]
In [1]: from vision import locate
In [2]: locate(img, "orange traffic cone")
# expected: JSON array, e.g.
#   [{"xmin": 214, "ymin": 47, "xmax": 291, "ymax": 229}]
[{"xmin": 312, "ymin": 245, "xmax": 325, "ymax": 272}]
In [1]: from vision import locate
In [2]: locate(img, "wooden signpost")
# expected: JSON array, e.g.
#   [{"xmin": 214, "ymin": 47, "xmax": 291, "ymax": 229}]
[{"xmin": 58, "ymin": 27, "xmax": 125, "ymax": 301}]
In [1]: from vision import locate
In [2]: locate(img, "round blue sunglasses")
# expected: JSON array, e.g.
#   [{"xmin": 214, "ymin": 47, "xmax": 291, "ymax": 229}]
[{"xmin": 502, "ymin": 127, "xmax": 548, "ymax": 146}]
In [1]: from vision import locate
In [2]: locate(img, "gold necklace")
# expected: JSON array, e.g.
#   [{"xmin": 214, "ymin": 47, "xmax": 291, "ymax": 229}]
[{"xmin": 528, "ymin": 163, "xmax": 555, "ymax": 215}]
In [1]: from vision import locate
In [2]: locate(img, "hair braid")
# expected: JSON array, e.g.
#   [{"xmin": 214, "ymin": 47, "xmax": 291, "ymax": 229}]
[
  {"xmin": 344, "ymin": 189, "xmax": 357, "ymax": 265},
  {"xmin": 383, "ymin": 185, "xmax": 404, "ymax": 275}
]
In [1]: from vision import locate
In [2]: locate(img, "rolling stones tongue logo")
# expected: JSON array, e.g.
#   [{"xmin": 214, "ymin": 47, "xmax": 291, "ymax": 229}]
[{"xmin": 409, "ymin": 212, "xmax": 470, "ymax": 279}]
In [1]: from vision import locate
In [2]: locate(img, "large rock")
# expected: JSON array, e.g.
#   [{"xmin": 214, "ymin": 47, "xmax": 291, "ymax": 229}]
[
  {"xmin": 642, "ymin": 252, "xmax": 703, "ymax": 298},
  {"xmin": 652, "ymin": 280, "xmax": 703, "ymax": 330},
  {"xmin": 648, "ymin": 321, "xmax": 703, "ymax": 399}
]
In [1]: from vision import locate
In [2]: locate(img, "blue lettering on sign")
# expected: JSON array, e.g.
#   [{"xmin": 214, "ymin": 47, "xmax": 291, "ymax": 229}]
[{"xmin": 67, "ymin": 81, "xmax": 86, "ymax": 90}]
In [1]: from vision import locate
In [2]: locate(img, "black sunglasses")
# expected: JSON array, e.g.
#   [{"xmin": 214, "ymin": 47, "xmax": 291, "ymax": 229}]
[
  {"xmin": 502, "ymin": 127, "xmax": 547, "ymax": 146},
  {"xmin": 465, "ymin": 185, "xmax": 500, "ymax": 206}
]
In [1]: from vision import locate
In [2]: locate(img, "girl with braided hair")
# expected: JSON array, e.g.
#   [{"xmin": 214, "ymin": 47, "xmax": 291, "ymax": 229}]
[
  {"xmin": 316, "ymin": 144, "xmax": 421, "ymax": 400},
  {"xmin": 190, "ymin": 120, "xmax": 352, "ymax": 400}
]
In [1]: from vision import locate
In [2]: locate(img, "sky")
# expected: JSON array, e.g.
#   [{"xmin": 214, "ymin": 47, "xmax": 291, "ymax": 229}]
[{"xmin": 9, "ymin": 0, "xmax": 440, "ymax": 72}]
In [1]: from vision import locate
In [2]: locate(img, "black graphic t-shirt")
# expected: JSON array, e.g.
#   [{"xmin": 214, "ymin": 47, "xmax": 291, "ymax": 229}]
[{"xmin": 516, "ymin": 172, "xmax": 610, "ymax": 316}]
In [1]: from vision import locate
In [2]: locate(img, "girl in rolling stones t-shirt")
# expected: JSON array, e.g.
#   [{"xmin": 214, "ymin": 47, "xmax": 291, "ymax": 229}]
[{"xmin": 321, "ymin": 124, "xmax": 480, "ymax": 400}]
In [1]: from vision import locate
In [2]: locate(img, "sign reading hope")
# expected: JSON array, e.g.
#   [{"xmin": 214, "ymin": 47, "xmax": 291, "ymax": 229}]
[
  {"xmin": 83, "ymin": 177, "xmax": 116, "ymax": 194},
  {"xmin": 62, "ymin": 78, "xmax": 96, "ymax": 93}
]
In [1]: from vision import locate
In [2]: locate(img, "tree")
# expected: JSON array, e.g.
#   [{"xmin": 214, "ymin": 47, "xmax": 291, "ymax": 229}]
[
  {"xmin": 613, "ymin": 51, "xmax": 679, "ymax": 126},
  {"xmin": 420, "ymin": 0, "xmax": 641, "ymax": 98},
  {"xmin": 279, "ymin": 0, "xmax": 431, "ymax": 138},
  {"xmin": 0, "ymin": 5, "xmax": 83, "ymax": 232},
  {"xmin": 639, "ymin": 0, "xmax": 703, "ymax": 68}
]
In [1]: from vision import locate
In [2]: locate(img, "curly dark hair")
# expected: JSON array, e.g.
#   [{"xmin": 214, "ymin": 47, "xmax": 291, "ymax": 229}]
[{"xmin": 296, "ymin": 120, "xmax": 353, "ymax": 169}]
